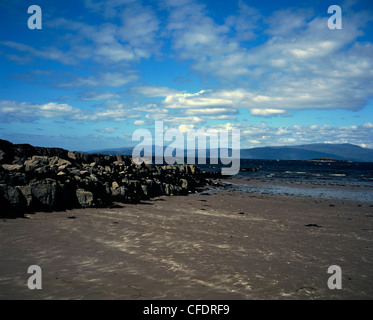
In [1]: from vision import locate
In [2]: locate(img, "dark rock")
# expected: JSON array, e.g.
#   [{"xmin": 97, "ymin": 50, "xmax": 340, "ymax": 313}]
[
  {"xmin": 29, "ymin": 178, "xmax": 61, "ymax": 210},
  {"xmin": 34, "ymin": 166, "xmax": 49, "ymax": 175},
  {"xmin": 49, "ymin": 156, "xmax": 72, "ymax": 167},
  {"xmin": 0, "ymin": 184, "xmax": 27, "ymax": 216},
  {"xmin": 2, "ymin": 164, "xmax": 24, "ymax": 172},
  {"xmin": 18, "ymin": 185, "xmax": 32, "ymax": 207},
  {"xmin": 163, "ymin": 183, "xmax": 175, "ymax": 195},
  {"xmin": 76, "ymin": 189, "xmax": 94, "ymax": 208},
  {"xmin": 179, "ymin": 178, "xmax": 188, "ymax": 190},
  {"xmin": 24, "ymin": 156, "xmax": 49, "ymax": 172},
  {"xmin": 67, "ymin": 168, "xmax": 81, "ymax": 176},
  {"xmin": 0, "ymin": 139, "xmax": 15, "ymax": 164},
  {"xmin": 59, "ymin": 182, "xmax": 78, "ymax": 209},
  {"xmin": 110, "ymin": 181, "xmax": 127, "ymax": 201},
  {"xmin": 13, "ymin": 144, "xmax": 37, "ymax": 163},
  {"xmin": 0, "ymin": 139, "xmax": 213, "ymax": 214},
  {"xmin": 34, "ymin": 146, "xmax": 68, "ymax": 159},
  {"xmin": 304, "ymin": 224, "xmax": 322, "ymax": 228},
  {"xmin": 143, "ymin": 179, "xmax": 163, "ymax": 198},
  {"xmin": 7, "ymin": 172, "xmax": 28, "ymax": 186}
]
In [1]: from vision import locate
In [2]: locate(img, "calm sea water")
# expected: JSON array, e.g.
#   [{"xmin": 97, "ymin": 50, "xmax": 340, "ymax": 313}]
[
  {"xmin": 198, "ymin": 160, "xmax": 373, "ymax": 202},
  {"xmin": 238, "ymin": 159, "xmax": 373, "ymax": 182}
]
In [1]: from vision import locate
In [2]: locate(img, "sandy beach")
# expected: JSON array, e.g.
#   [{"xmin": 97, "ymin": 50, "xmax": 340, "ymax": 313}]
[{"xmin": 1, "ymin": 181, "xmax": 373, "ymax": 300}]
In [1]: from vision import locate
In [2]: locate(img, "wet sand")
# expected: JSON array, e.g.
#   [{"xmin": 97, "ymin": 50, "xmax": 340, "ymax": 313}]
[
  {"xmin": 1, "ymin": 183, "xmax": 373, "ymax": 300},
  {"xmin": 227, "ymin": 176, "xmax": 373, "ymax": 203}
]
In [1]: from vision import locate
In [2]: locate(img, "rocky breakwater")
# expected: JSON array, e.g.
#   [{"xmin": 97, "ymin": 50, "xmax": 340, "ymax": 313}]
[{"xmin": 0, "ymin": 139, "xmax": 217, "ymax": 217}]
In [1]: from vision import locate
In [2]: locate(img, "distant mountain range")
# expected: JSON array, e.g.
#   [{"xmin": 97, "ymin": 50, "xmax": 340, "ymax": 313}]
[
  {"xmin": 89, "ymin": 143, "xmax": 373, "ymax": 162},
  {"xmin": 239, "ymin": 143, "xmax": 373, "ymax": 162}
]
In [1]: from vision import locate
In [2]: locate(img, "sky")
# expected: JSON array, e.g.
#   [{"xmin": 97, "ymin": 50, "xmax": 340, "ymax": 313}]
[{"xmin": 0, "ymin": 0, "xmax": 373, "ymax": 151}]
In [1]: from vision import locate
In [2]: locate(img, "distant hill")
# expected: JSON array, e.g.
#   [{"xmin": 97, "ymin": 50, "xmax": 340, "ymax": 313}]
[
  {"xmin": 88, "ymin": 145, "xmax": 165, "ymax": 157},
  {"xmin": 239, "ymin": 143, "xmax": 373, "ymax": 162},
  {"xmin": 89, "ymin": 143, "xmax": 373, "ymax": 162},
  {"xmin": 88, "ymin": 147, "xmax": 134, "ymax": 156}
]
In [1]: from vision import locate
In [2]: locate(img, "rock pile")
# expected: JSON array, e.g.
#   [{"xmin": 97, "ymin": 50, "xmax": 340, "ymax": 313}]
[{"xmin": 0, "ymin": 139, "xmax": 218, "ymax": 217}]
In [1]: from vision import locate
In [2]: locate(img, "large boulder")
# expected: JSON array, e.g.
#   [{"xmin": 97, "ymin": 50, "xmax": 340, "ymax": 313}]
[
  {"xmin": 141, "ymin": 179, "xmax": 163, "ymax": 198},
  {"xmin": 29, "ymin": 178, "xmax": 61, "ymax": 210},
  {"xmin": 48, "ymin": 156, "xmax": 71, "ymax": 167},
  {"xmin": 0, "ymin": 139, "xmax": 14, "ymax": 164},
  {"xmin": 6, "ymin": 172, "xmax": 28, "ymax": 186},
  {"xmin": 163, "ymin": 183, "xmax": 174, "ymax": 195},
  {"xmin": 76, "ymin": 189, "xmax": 94, "ymax": 208},
  {"xmin": 34, "ymin": 146, "xmax": 68, "ymax": 159},
  {"xmin": 179, "ymin": 178, "xmax": 188, "ymax": 191},
  {"xmin": 12, "ymin": 143, "xmax": 37, "ymax": 164},
  {"xmin": 24, "ymin": 156, "xmax": 49, "ymax": 172},
  {"xmin": 2, "ymin": 164, "xmax": 24, "ymax": 172},
  {"xmin": 18, "ymin": 185, "xmax": 33, "ymax": 207},
  {"xmin": 0, "ymin": 184, "xmax": 27, "ymax": 216},
  {"xmin": 110, "ymin": 181, "xmax": 127, "ymax": 201}
]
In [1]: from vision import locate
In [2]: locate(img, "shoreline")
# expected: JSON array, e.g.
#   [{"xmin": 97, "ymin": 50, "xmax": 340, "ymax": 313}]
[
  {"xmin": 221, "ymin": 176, "xmax": 373, "ymax": 203},
  {"xmin": 1, "ymin": 182, "xmax": 373, "ymax": 300}
]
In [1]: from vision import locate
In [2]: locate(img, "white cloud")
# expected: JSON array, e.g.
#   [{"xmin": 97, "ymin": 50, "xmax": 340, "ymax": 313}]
[
  {"xmin": 84, "ymin": 0, "xmax": 136, "ymax": 18},
  {"xmin": 165, "ymin": 2, "xmax": 373, "ymax": 113},
  {"xmin": 0, "ymin": 100, "xmax": 140, "ymax": 123},
  {"xmin": 3, "ymin": 97, "xmax": 371, "ymax": 148},
  {"xmin": 363, "ymin": 122, "xmax": 373, "ymax": 128},
  {"xmin": 61, "ymin": 72, "xmax": 138, "ymax": 89},
  {"xmin": 178, "ymin": 124, "xmax": 194, "ymax": 133},
  {"xmin": 163, "ymin": 116, "xmax": 204, "ymax": 127},
  {"xmin": 250, "ymin": 109, "xmax": 286, "ymax": 116},
  {"xmin": 164, "ymin": 86, "xmax": 350, "ymax": 118},
  {"xmin": 74, "ymin": 105, "xmax": 134, "ymax": 122},
  {"xmin": 3, "ymin": 1, "xmax": 372, "ymax": 115},
  {"xmin": 225, "ymin": 1, "xmax": 261, "ymax": 42},
  {"xmin": 207, "ymin": 122, "xmax": 373, "ymax": 149},
  {"xmin": 6, "ymin": 1, "xmax": 160, "ymax": 67},
  {"xmin": 81, "ymin": 92, "xmax": 121, "ymax": 101},
  {"xmin": 133, "ymin": 120, "xmax": 145, "ymax": 125},
  {"xmin": 134, "ymin": 104, "xmax": 169, "ymax": 114},
  {"xmin": 96, "ymin": 127, "xmax": 116, "ymax": 133},
  {"xmin": 119, "ymin": 4, "xmax": 160, "ymax": 49},
  {"xmin": 95, "ymin": 44, "xmax": 135, "ymax": 62},
  {"xmin": 163, "ymin": 89, "xmax": 249, "ymax": 109},
  {"xmin": 0, "ymin": 41, "xmax": 76, "ymax": 65},
  {"xmin": 184, "ymin": 108, "xmax": 237, "ymax": 116},
  {"xmin": 131, "ymin": 85, "xmax": 183, "ymax": 97},
  {"xmin": 0, "ymin": 100, "xmax": 80, "ymax": 120}
]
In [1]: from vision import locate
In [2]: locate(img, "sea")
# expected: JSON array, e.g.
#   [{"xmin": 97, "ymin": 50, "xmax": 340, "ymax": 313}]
[{"xmin": 198, "ymin": 159, "xmax": 373, "ymax": 202}]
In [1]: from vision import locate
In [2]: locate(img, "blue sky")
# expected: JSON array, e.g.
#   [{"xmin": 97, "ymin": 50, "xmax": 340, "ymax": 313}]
[{"xmin": 0, "ymin": 0, "xmax": 372, "ymax": 151}]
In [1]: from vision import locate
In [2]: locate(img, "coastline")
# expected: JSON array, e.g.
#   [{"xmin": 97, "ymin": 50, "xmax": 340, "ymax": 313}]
[
  {"xmin": 1, "ymin": 182, "xmax": 373, "ymax": 300},
  {"xmin": 222, "ymin": 176, "xmax": 373, "ymax": 203}
]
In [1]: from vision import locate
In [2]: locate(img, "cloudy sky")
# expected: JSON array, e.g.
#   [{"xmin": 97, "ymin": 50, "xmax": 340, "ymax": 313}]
[{"xmin": 1, "ymin": 0, "xmax": 373, "ymax": 151}]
